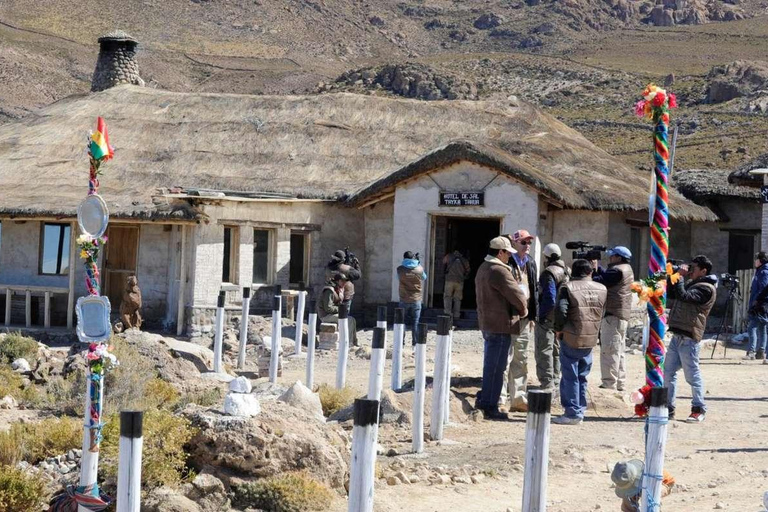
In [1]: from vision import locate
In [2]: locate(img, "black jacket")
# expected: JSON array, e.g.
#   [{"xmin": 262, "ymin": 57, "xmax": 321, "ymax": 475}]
[{"xmin": 509, "ymin": 256, "xmax": 539, "ymax": 321}]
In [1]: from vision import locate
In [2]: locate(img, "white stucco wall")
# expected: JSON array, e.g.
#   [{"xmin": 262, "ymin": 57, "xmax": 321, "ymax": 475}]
[
  {"xmin": 551, "ymin": 210, "xmax": 610, "ymax": 266},
  {"xmin": 363, "ymin": 198, "xmax": 395, "ymax": 305},
  {"xmin": 390, "ymin": 162, "xmax": 539, "ymax": 301}
]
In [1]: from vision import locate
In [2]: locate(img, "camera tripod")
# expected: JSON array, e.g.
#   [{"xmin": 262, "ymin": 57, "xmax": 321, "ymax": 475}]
[{"xmin": 710, "ymin": 283, "xmax": 742, "ymax": 359}]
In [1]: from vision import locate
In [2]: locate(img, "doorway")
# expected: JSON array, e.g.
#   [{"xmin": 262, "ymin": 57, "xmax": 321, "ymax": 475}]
[
  {"xmin": 104, "ymin": 225, "xmax": 140, "ymax": 309},
  {"xmin": 430, "ymin": 216, "xmax": 501, "ymax": 309}
]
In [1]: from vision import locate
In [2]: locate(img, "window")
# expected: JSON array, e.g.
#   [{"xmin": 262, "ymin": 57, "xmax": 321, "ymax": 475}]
[
  {"xmin": 253, "ymin": 229, "xmax": 272, "ymax": 284},
  {"xmin": 629, "ymin": 227, "xmax": 642, "ymax": 279},
  {"xmin": 222, "ymin": 226, "xmax": 239, "ymax": 283},
  {"xmin": 40, "ymin": 223, "xmax": 71, "ymax": 275},
  {"xmin": 289, "ymin": 232, "xmax": 310, "ymax": 285}
]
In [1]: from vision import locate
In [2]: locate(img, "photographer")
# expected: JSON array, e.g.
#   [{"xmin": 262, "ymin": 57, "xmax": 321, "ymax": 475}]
[
  {"xmin": 535, "ymin": 243, "xmax": 570, "ymax": 391},
  {"xmin": 327, "ymin": 249, "xmax": 362, "ymax": 311},
  {"xmin": 591, "ymin": 246, "xmax": 634, "ymax": 392},
  {"xmin": 397, "ymin": 251, "xmax": 427, "ymax": 345},
  {"xmin": 317, "ymin": 272, "xmax": 358, "ymax": 346},
  {"xmin": 666, "ymin": 255, "xmax": 717, "ymax": 423},
  {"xmin": 746, "ymin": 251, "xmax": 768, "ymax": 361}
]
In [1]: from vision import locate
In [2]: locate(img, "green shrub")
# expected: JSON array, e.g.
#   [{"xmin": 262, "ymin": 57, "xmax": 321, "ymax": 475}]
[
  {"xmin": 0, "ymin": 417, "xmax": 82, "ymax": 466},
  {"xmin": 101, "ymin": 409, "xmax": 196, "ymax": 490},
  {"xmin": 143, "ymin": 378, "xmax": 181, "ymax": 410},
  {"xmin": 176, "ymin": 387, "xmax": 221, "ymax": 409},
  {"xmin": 0, "ymin": 466, "xmax": 46, "ymax": 512},
  {"xmin": 316, "ymin": 384, "xmax": 355, "ymax": 417},
  {"xmin": 232, "ymin": 472, "xmax": 333, "ymax": 512},
  {"xmin": 0, "ymin": 367, "xmax": 23, "ymax": 400},
  {"xmin": 0, "ymin": 333, "xmax": 38, "ymax": 364}
]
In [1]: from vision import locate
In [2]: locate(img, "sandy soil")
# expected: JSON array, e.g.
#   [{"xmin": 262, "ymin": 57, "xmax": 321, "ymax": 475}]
[{"xmin": 278, "ymin": 328, "xmax": 768, "ymax": 512}]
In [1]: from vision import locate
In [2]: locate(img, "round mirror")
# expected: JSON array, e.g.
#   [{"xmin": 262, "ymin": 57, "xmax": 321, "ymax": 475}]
[{"xmin": 77, "ymin": 194, "xmax": 109, "ymax": 239}]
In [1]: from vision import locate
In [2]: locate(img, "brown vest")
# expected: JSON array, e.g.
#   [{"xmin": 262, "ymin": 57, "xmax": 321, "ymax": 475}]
[
  {"xmin": 562, "ymin": 279, "xmax": 607, "ymax": 350},
  {"xmin": 397, "ymin": 265, "xmax": 425, "ymax": 303},
  {"xmin": 605, "ymin": 263, "xmax": 634, "ymax": 320},
  {"xmin": 668, "ymin": 281, "xmax": 717, "ymax": 342},
  {"xmin": 543, "ymin": 261, "xmax": 570, "ymax": 322}
]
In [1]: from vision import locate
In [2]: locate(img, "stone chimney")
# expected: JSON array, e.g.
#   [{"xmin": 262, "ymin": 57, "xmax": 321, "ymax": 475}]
[{"xmin": 91, "ymin": 30, "xmax": 145, "ymax": 92}]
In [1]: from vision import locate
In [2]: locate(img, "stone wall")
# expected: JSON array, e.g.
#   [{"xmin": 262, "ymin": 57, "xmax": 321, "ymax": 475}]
[{"xmin": 91, "ymin": 33, "xmax": 144, "ymax": 92}]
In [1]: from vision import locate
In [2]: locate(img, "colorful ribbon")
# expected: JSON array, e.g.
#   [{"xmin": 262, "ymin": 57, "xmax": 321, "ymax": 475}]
[
  {"xmin": 49, "ymin": 483, "xmax": 112, "ymax": 512},
  {"xmin": 86, "ymin": 371, "xmax": 104, "ymax": 451}
]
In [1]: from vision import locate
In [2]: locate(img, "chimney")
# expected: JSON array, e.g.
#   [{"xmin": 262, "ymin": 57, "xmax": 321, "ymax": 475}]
[{"xmin": 91, "ymin": 30, "xmax": 145, "ymax": 92}]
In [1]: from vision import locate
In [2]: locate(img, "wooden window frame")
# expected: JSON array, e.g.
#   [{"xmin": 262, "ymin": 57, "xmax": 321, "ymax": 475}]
[
  {"xmin": 252, "ymin": 227, "xmax": 276, "ymax": 286},
  {"xmin": 39, "ymin": 222, "xmax": 71, "ymax": 276}
]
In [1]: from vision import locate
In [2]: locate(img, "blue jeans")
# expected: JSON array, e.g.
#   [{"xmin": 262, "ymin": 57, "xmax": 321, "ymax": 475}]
[
  {"xmin": 399, "ymin": 301, "xmax": 422, "ymax": 345},
  {"xmin": 476, "ymin": 332, "xmax": 512, "ymax": 410},
  {"xmin": 664, "ymin": 334, "xmax": 705, "ymax": 410},
  {"xmin": 559, "ymin": 343, "xmax": 593, "ymax": 419},
  {"xmin": 747, "ymin": 315, "xmax": 768, "ymax": 354}
]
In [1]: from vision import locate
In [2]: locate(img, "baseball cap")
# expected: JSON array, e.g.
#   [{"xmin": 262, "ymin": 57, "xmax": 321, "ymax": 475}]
[
  {"xmin": 607, "ymin": 246, "xmax": 632, "ymax": 259},
  {"xmin": 611, "ymin": 459, "xmax": 643, "ymax": 498},
  {"xmin": 512, "ymin": 229, "xmax": 535, "ymax": 242},
  {"xmin": 543, "ymin": 243, "xmax": 561, "ymax": 258},
  {"xmin": 489, "ymin": 236, "xmax": 513, "ymax": 253}
]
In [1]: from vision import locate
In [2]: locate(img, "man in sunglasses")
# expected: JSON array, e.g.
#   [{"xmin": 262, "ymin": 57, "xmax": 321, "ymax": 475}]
[{"xmin": 499, "ymin": 229, "xmax": 539, "ymax": 413}]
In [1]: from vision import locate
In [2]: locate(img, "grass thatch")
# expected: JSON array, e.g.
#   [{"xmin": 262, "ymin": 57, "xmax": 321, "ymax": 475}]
[
  {"xmin": 0, "ymin": 85, "xmax": 714, "ymax": 220},
  {"xmin": 673, "ymin": 168, "xmax": 762, "ymax": 202},
  {"xmin": 728, "ymin": 152, "xmax": 768, "ymax": 187}
]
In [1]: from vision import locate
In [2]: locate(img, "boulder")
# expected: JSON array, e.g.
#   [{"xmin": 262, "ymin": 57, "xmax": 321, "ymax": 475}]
[
  {"xmin": 474, "ymin": 13, "xmax": 504, "ymax": 30},
  {"xmin": 186, "ymin": 471, "xmax": 231, "ymax": 511},
  {"xmin": 184, "ymin": 402, "xmax": 349, "ymax": 490},
  {"xmin": 223, "ymin": 393, "xmax": 261, "ymax": 417},
  {"xmin": 143, "ymin": 487, "xmax": 202, "ymax": 512},
  {"xmin": 11, "ymin": 358, "xmax": 31, "ymax": 373},
  {"xmin": 0, "ymin": 395, "xmax": 18, "ymax": 410},
  {"xmin": 329, "ymin": 389, "xmax": 410, "ymax": 425},
  {"xmin": 229, "ymin": 376, "xmax": 253, "ymax": 394},
  {"xmin": 278, "ymin": 381, "xmax": 324, "ymax": 422},
  {"xmin": 650, "ymin": 6, "xmax": 675, "ymax": 26}
]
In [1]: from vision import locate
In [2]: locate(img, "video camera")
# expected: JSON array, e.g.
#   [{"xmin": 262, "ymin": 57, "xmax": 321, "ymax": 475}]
[
  {"xmin": 344, "ymin": 246, "xmax": 360, "ymax": 269},
  {"xmin": 720, "ymin": 273, "xmax": 739, "ymax": 287},
  {"xmin": 565, "ymin": 241, "xmax": 607, "ymax": 261},
  {"xmin": 414, "ymin": 252, "xmax": 421, "ymax": 262},
  {"xmin": 668, "ymin": 258, "xmax": 685, "ymax": 274}
]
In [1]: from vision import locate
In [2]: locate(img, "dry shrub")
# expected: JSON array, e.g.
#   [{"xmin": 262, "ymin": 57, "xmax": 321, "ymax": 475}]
[
  {"xmin": 40, "ymin": 371, "xmax": 86, "ymax": 415},
  {"xmin": 316, "ymin": 384, "xmax": 355, "ymax": 417},
  {"xmin": 104, "ymin": 336, "xmax": 156, "ymax": 412},
  {"xmin": 232, "ymin": 472, "xmax": 333, "ymax": 512},
  {"xmin": 143, "ymin": 378, "xmax": 181, "ymax": 410},
  {"xmin": 0, "ymin": 466, "xmax": 47, "ymax": 512},
  {"xmin": 0, "ymin": 417, "xmax": 81, "ymax": 466},
  {"xmin": 177, "ymin": 387, "xmax": 222, "ymax": 409},
  {"xmin": 0, "ymin": 333, "xmax": 38, "ymax": 364}
]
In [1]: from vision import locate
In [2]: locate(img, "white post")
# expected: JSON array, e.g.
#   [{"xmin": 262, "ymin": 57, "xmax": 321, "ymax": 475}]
[
  {"xmin": 336, "ymin": 304, "xmax": 350, "ymax": 389},
  {"xmin": 237, "ymin": 287, "xmax": 251, "ymax": 370},
  {"xmin": 4, "ymin": 289, "xmax": 10, "ymax": 326},
  {"xmin": 116, "ymin": 411, "xmax": 143, "ymax": 512},
  {"xmin": 444, "ymin": 319, "xmax": 453, "ymax": 424},
  {"xmin": 641, "ymin": 387, "xmax": 669, "ymax": 512},
  {"xmin": 44, "ymin": 291, "xmax": 51, "ymax": 329},
  {"xmin": 429, "ymin": 315, "xmax": 451, "ymax": 441},
  {"xmin": 269, "ymin": 286, "xmax": 282, "ymax": 384},
  {"xmin": 306, "ymin": 300, "xmax": 317, "ymax": 389},
  {"xmin": 78, "ymin": 372, "xmax": 103, "ymax": 512},
  {"xmin": 412, "ymin": 322, "xmax": 427, "ymax": 453},
  {"xmin": 25, "ymin": 290, "xmax": 31, "ymax": 327},
  {"xmin": 348, "ymin": 399, "xmax": 380, "ymax": 512},
  {"xmin": 368, "ymin": 327, "xmax": 386, "ymax": 401},
  {"xmin": 294, "ymin": 282, "xmax": 307, "ymax": 357},
  {"xmin": 522, "ymin": 390, "xmax": 552, "ymax": 512},
  {"xmin": 391, "ymin": 308, "xmax": 405, "ymax": 392},
  {"xmin": 212, "ymin": 291, "xmax": 225, "ymax": 374}
]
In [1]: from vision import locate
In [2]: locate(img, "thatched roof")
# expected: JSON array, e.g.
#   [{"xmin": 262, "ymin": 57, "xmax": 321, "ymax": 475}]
[
  {"xmin": 673, "ymin": 168, "xmax": 762, "ymax": 201},
  {"xmin": 728, "ymin": 153, "xmax": 768, "ymax": 187},
  {"xmin": 0, "ymin": 85, "xmax": 715, "ymax": 221}
]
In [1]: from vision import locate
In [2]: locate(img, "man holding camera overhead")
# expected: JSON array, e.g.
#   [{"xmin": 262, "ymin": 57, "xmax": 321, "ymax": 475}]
[{"xmin": 591, "ymin": 246, "xmax": 634, "ymax": 392}]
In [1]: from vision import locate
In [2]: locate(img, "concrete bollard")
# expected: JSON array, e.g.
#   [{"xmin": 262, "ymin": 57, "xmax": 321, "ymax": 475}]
[
  {"xmin": 368, "ymin": 327, "xmax": 386, "ymax": 401},
  {"xmin": 412, "ymin": 323, "xmax": 428, "ymax": 454},
  {"xmin": 444, "ymin": 317, "xmax": 453, "ymax": 424},
  {"xmin": 237, "ymin": 287, "xmax": 251, "ymax": 370},
  {"xmin": 348, "ymin": 398, "xmax": 380, "ymax": 512},
  {"xmin": 430, "ymin": 315, "xmax": 451, "ymax": 441},
  {"xmin": 269, "ymin": 293, "xmax": 281, "ymax": 384},
  {"xmin": 641, "ymin": 387, "xmax": 669, "ymax": 512},
  {"xmin": 294, "ymin": 282, "xmax": 307, "ymax": 357},
  {"xmin": 336, "ymin": 304, "xmax": 350, "ymax": 389},
  {"xmin": 116, "ymin": 411, "xmax": 143, "ymax": 512},
  {"xmin": 522, "ymin": 390, "xmax": 552, "ymax": 512},
  {"xmin": 78, "ymin": 369, "xmax": 104, "ymax": 512},
  {"xmin": 213, "ymin": 291, "xmax": 225, "ymax": 373},
  {"xmin": 306, "ymin": 300, "xmax": 317, "ymax": 389},
  {"xmin": 376, "ymin": 305, "xmax": 387, "ymax": 330},
  {"xmin": 391, "ymin": 308, "xmax": 405, "ymax": 392}
]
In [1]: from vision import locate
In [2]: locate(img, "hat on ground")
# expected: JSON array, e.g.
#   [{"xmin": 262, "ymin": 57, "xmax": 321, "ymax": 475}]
[
  {"xmin": 489, "ymin": 236, "xmax": 513, "ymax": 253},
  {"xmin": 611, "ymin": 459, "xmax": 644, "ymax": 498},
  {"xmin": 607, "ymin": 246, "xmax": 632, "ymax": 259},
  {"xmin": 543, "ymin": 243, "xmax": 561, "ymax": 258},
  {"xmin": 511, "ymin": 229, "xmax": 535, "ymax": 242}
]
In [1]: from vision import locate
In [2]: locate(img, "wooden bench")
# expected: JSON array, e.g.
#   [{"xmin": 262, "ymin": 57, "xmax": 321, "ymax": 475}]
[{"xmin": 0, "ymin": 284, "xmax": 69, "ymax": 328}]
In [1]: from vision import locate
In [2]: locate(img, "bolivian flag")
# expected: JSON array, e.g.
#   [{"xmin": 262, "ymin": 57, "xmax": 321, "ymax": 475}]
[{"xmin": 89, "ymin": 117, "xmax": 114, "ymax": 161}]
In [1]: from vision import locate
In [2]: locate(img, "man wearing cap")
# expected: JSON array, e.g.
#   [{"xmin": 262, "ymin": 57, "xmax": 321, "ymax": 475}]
[
  {"xmin": 535, "ymin": 243, "xmax": 570, "ymax": 391},
  {"xmin": 397, "ymin": 251, "xmax": 427, "ymax": 345},
  {"xmin": 327, "ymin": 249, "xmax": 362, "ymax": 312},
  {"xmin": 318, "ymin": 272, "xmax": 358, "ymax": 346},
  {"xmin": 592, "ymin": 246, "xmax": 635, "ymax": 392},
  {"xmin": 474, "ymin": 236, "xmax": 529, "ymax": 420},
  {"xmin": 500, "ymin": 229, "xmax": 539, "ymax": 412}
]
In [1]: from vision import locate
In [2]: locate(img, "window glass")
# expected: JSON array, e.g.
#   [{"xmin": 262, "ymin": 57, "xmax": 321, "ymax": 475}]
[
  {"xmin": 253, "ymin": 229, "xmax": 270, "ymax": 283},
  {"xmin": 41, "ymin": 223, "xmax": 71, "ymax": 275}
]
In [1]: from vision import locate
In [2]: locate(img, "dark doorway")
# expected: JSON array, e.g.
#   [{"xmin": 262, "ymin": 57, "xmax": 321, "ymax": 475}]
[
  {"xmin": 432, "ymin": 217, "xmax": 501, "ymax": 309},
  {"xmin": 728, "ymin": 232, "xmax": 756, "ymax": 274}
]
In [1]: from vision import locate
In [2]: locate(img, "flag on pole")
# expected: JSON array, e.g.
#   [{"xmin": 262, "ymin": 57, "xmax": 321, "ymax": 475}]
[{"xmin": 89, "ymin": 117, "xmax": 114, "ymax": 161}]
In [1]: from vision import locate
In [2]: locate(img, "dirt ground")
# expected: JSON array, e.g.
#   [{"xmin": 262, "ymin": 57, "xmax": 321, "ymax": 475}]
[{"xmin": 279, "ymin": 328, "xmax": 768, "ymax": 512}]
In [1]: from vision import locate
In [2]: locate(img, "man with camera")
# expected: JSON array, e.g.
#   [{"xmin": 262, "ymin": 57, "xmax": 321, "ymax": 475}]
[
  {"xmin": 397, "ymin": 251, "xmax": 427, "ymax": 346},
  {"xmin": 591, "ymin": 246, "xmax": 634, "ymax": 392},
  {"xmin": 666, "ymin": 255, "xmax": 717, "ymax": 423},
  {"xmin": 327, "ymin": 248, "xmax": 362, "ymax": 311},
  {"xmin": 745, "ymin": 251, "xmax": 768, "ymax": 361},
  {"xmin": 535, "ymin": 243, "xmax": 571, "ymax": 391}
]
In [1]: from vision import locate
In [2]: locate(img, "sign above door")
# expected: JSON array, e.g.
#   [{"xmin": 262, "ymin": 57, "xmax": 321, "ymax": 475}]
[{"xmin": 439, "ymin": 192, "xmax": 484, "ymax": 207}]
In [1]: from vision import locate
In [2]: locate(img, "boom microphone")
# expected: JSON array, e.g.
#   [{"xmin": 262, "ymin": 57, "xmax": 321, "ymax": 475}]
[{"xmin": 565, "ymin": 241, "xmax": 586, "ymax": 250}]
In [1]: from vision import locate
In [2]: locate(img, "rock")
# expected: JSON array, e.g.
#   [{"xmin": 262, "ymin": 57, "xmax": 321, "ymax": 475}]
[
  {"xmin": 223, "ymin": 392, "xmax": 261, "ymax": 417},
  {"xmin": 369, "ymin": 15, "xmax": 385, "ymax": 27},
  {"xmin": 278, "ymin": 381, "xmax": 325, "ymax": 421},
  {"xmin": 188, "ymin": 471, "xmax": 231, "ymax": 511},
  {"xmin": 471, "ymin": 474, "xmax": 485, "ymax": 484},
  {"xmin": 183, "ymin": 401, "xmax": 349, "ymax": 491},
  {"xmin": 452, "ymin": 475, "xmax": 472, "ymax": 484},
  {"xmin": 474, "ymin": 13, "xmax": 504, "ymax": 30},
  {"xmin": 386, "ymin": 475, "xmax": 401, "ymax": 486},
  {"xmin": 707, "ymin": 61, "xmax": 768, "ymax": 103},
  {"xmin": 329, "ymin": 389, "xmax": 409, "ymax": 424},
  {"xmin": 144, "ymin": 487, "xmax": 202, "ymax": 512},
  {"xmin": 0, "ymin": 395, "xmax": 18, "ymax": 410},
  {"xmin": 395, "ymin": 471, "xmax": 411, "ymax": 484},
  {"xmin": 251, "ymin": 381, "xmax": 288, "ymax": 401},
  {"xmin": 229, "ymin": 376, "xmax": 252, "ymax": 394},
  {"xmin": 650, "ymin": 6, "xmax": 675, "ymax": 26},
  {"xmin": 11, "ymin": 358, "xmax": 31, "ymax": 373},
  {"xmin": 714, "ymin": 503, "xmax": 725, "ymax": 509}
]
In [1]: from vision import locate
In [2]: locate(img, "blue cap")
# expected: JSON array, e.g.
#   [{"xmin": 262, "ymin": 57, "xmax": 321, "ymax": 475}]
[{"xmin": 607, "ymin": 246, "xmax": 632, "ymax": 259}]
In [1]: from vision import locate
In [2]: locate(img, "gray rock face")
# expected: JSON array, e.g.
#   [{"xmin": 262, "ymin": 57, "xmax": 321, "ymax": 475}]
[
  {"xmin": 278, "ymin": 381, "xmax": 325, "ymax": 422},
  {"xmin": 707, "ymin": 60, "xmax": 768, "ymax": 103},
  {"xmin": 473, "ymin": 13, "xmax": 504, "ymax": 30}
]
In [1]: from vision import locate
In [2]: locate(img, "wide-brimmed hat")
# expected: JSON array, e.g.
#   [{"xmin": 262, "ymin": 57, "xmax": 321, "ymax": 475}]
[
  {"xmin": 611, "ymin": 459, "xmax": 644, "ymax": 498},
  {"xmin": 489, "ymin": 236, "xmax": 513, "ymax": 253}
]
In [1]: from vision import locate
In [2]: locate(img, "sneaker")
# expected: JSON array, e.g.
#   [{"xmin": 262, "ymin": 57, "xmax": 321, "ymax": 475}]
[
  {"xmin": 686, "ymin": 406, "xmax": 706, "ymax": 423},
  {"xmin": 668, "ymin": 406, "xmax": 675, "ymax": 420},
  {"xmin": 744, "ymin": 351, "xmax": 756, "ymax": 360},
  {"xmin": 481, "ymin": 408, "xmax": 509, "ymax": 421},
  {"xmin": 552, "ymin": 415, "xmax": 583, "ymax": 425},
  {"xmin": 757, "ymin": 350, "xmax": 765, "ymax": 360}
]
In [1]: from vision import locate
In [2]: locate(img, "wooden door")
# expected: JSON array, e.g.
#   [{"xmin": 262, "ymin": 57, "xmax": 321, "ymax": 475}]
[{"xmin": 104, "ymin": 226, "xmax": 140, "ymax": 309}]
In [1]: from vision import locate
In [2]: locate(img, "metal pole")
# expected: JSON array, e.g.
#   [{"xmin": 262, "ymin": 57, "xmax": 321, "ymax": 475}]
[
  {"xmin": 213, "ymin": 291, "xmax": 225, "ymax": 373},
  {"xmin": 430, "ymin": 315, "xmax": 451, "ymax": 441},
  {"xmin": 294, "ymin": 282, "xmax": 306, "ymax": 356},
  {"xmin": 412, "ymin": 323, "xmax": 427, "ymax": 453},
  {"xmin": 306, "ymin": 300, "xmax": 317, "ymax": 389},
  {"xmin": 522, "ymin": 390, "xmax": 552, "ymax": 512},
  {"xmin": 348, "ymin": 399, "xmax": 380, "ymax": 512},
  {"xmin": 641, "ymin": 388, "xmax": 669, "ymax": 512},
  {"xmin": 368, "ymin": 327, "xmax": 386, "ymax": 401},
  {"xmin": 237, "ymin": 287, "xmax": 251, "ymax": 370},
  {"xmin": 391, "ymin": 308, "xmax": 405, "ymax": 391},
  {"xmin": 336, "ymin": 304, "xmax": 350, "ymax": 389},
  {"xmin": 116, "ymin": 411, "xmax": 143, "ymax": 512}
]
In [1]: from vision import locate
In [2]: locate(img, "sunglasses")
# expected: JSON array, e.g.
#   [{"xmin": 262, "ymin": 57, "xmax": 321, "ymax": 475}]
[{"xmin": 518, "ymin": 240, "xmax": 532, "ymax": 246}]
